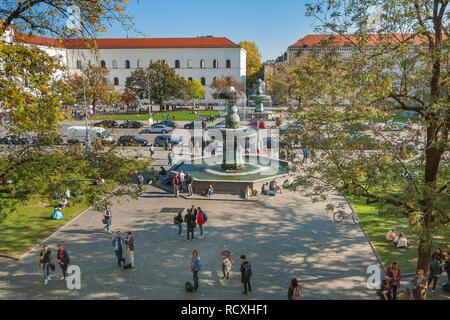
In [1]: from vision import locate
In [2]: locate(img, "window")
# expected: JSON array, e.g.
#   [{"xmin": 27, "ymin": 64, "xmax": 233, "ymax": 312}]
[
  {"xmin": 188, "ymin": 77, "xmax": 193, "ymax": 82},
  {"xmin": 226, "ymin": 59, "xmax": 231, "ymax": 68},
  {"xmin": 175, "ymin": 60, "xmax": 180, "ymax": 69},
  {"xmin": 213, "ymin": 59, "xmax": 218, "ymax": 69},
  {"xmin": 114, "ymin": 77, "xmax": 120, "ymax": 86},
  {"xmin": 201, "ymin": 77, "xmax": 206, "ymax": 86},
  {"xmin": 200, "ymin": 59, "xmax": 206, "ymax": 69},
  {"xmin": 76, "ymin": 60, "xmax": 82, "ymax": 69},
  {"xmin": 137, "ymin": 60, "xmax": 142, "ymax": 68},
  {"xmin": 187, "ymin": 59, "xmax": 193, "ymax": 69},
  {"xmin": 112, "ymin": 60, "xmax": 118, "ymax": 69},
  {"xmin": 125, "ymin": 60, "xmax": 131, "ymax": 69},
  {"xmin": 101, "ymin": 60, "xmax": 106, "ymax": 68}
]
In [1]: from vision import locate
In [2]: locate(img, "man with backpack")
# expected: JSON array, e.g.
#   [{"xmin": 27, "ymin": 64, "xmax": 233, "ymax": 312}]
[
  {"xmin": 240, "ymin": 255, "xmax": 252, "ymax": 295},
  {"xmin": 196, "ymin": 207, "xmax": 208, "ymax": 238},
  {"xmin": 184, "ymin": 208, "xmax": 196, "ymax": 241}
]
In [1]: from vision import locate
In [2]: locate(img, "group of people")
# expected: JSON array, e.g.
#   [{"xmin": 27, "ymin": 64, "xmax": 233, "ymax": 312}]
[
  {"xmin": 171, "ymin": 171, "xmax": 194, "ymax": 197},
  {"xmin": 379, "ymin": 248, "xmax": 450, "ymax": 300},
  {"xmin": 111, "ymin": 230, "xmax": 135, "ymax": 269},
  {"xmin": 386, "ymin": 229, "xmax": 409, "ymax": 248},
  {"xmin": 38, "ymin": 244, "xmax": 70, "ymax": 285},
  {"xmin": 174, "ymin": 205, "xmax": 208, "ymax": 240},
  {"xmin": 187, "ymin": 249, "xmax": 253, "ymax": 295}
]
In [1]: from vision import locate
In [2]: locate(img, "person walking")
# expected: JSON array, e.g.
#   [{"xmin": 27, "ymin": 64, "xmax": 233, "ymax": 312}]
[
  {"xmin": 191, "ymin": 250, "xmax": 201, "ymax": 291},
  {"xmin": 39, "ymin": 244, "xmax": 54, "ymax": 285},
  {"xmin": 196, "ymin": 207, "xmax": 207, "ymax": 238},
  {"xmin": 220, "ymin": 250, "xmax": 233, "ymax": 279},
  {"xmin": 103, "ymin": 206, "xmax": 112, "ymax": 233},
  {"xmin": 172, "ymin": 173, "xmax": 180, "ymax": 197},
  {"xmin": 125, "ymin": 231, "xmax": 135, "ymax": 268},
  {"xmin": 411, "ymin": 269, "xmax": 427, "ymax": 300},
  {"xmin": 186, "ymin": 172, "xmax": 194, "ymax": 197},
  {"xmin": 240, "ymin": 255, "xmax": 252, "ymax": 295},
  {"xmin": 287, "ymin": 278, "xmax": 303, "ymax": 300},
  {"xmin": 386, "ymin": 262, "xmax": 401, "ymax": 300},
  {"xmin": 149, "ymin": 144, "xmax": 155, "ymax": 159},
  {"xmin": 168, "ymin": 151, "xmax": 173, "ymax": 166},
  {"xmin": 112, "ymin": 231, "xmax": 126, "ymax": 267},
  {"xmin": 302, "ymin": 147, "xmax": 309, "ymax": 164},
  {"xmin": 174, "ymin": 209, "xmax": 184, "ymax": 236},
  {"xmin": 184, "ymin": 208, "xmax": 196, "ymax": 241},
  {"xmin": 428, "ymin": 255, "xmax": 443, "ymax": 293},
  {"xmin": 56, "ymin": 244, "xmax": 70, "ymax": 280}
]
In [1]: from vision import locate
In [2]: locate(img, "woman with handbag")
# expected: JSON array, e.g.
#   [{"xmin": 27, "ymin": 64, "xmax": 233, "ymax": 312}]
[{"xmin": 39, "ymin": 244, "xmax": 54, "ymax": 285}]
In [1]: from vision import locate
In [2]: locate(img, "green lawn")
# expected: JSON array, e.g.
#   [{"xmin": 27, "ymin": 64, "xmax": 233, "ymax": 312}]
[
  {"xmin": 93, "ymin": 111, "xmax": 220, "ymax": 122},
  {"xmin": 349, "ymin": 196, "xmax": 449, "ymax": 273},
  {"xmin": 0, "ymin": 200, "xmax": 89, "ymax": 258}
]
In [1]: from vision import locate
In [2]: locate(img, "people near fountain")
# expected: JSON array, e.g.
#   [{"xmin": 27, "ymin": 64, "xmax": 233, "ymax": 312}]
[
  {"xmin": 196, "ymin": 207, "xmax": 207, "ymax": 239},
  {"xmin": 394, "ymin": 232, "xmax": 408, "ymax": 248},
  {"xmin": 179, "ymin": 171, "xmax": 186, "ymax": 192},
  {"xmin": 261, "ymin": 183, "xmax": 269, "ymax": 195},
  {"xmin": 268, "ymin": 181, "xmax": 277, "ymax": 196},
  {"xmin": 184, "ymin": 207, "xmax": 196, "ymax": 241},
  {"xmin": 244, "ymin": 185, "xmax": 252, "ymax": 199},
  {"xmin": 206, "ymin": 184, "xmax": 214, "ymax": 197},
  {"xmin": 186, "ymin": 172, "xmax": 194, "ymax": 197},
  {"xmin": 168, "ymin": 150, "xmax": 173, "ymax": 166},
  {"xmin": 172, "ymin": 173, "xmax": 181, "ymax": 197},
  {"xmin": 386, "ymin": 229, "xmax": 397, "ymax": 242}
]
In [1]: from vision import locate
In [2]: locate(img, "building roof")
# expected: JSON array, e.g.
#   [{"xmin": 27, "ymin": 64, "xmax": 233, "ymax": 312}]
[
  {"xmin": 289, "ymin": 34, "xmax": 430, "ymax": 48},
  {"xmin": 15, "ymin": 33, "xmax": 240, "ymax": 49}
]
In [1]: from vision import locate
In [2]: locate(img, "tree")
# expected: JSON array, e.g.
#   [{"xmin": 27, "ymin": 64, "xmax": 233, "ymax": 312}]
[
  {"xmin": 69, "ymin": 65, "xmax": 117, "ymax": 114},
  {"xmin": 0, "ymin": 0, "xmax": 132, "ymax": 39},
  {"xmin": 188, "ymin": 80, "xmax": 206, "ymax": 101},
  {"xmin": 125, "ymin": 60, "xmax": 188, "ymax": 107},
  {"xmin": 210, "ymin": 77, "xmax": 245, "ymax": 99},
  {"xmin": 120, "ymin": 89, "xmax": 138, "ymax": 108},
  {"xmin": 0, "ymin": 42, "xmax": 71, "ymax": 135},
  {"xmin": 239, "ymin": 41, "xmax": 262, "ymax": 88},
  {"xmin": 277, "ymin": 0, "xmax": 449, "ymax": 274}
]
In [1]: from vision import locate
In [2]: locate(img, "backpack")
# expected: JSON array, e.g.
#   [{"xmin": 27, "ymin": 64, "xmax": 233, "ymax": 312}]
[
  {"xmin": 185, "ymin": 281, "xmax": 194, "ymax": 292},
  {"xmin": 243, "ymin": 261, "xmax": 252, "ymax": 277},
  {"xmin": 173, "ymin": 216, "xmax": 178, "ymax": 225},
  {"xmin": 202, "ymin": 211, "xmax": 208, "ymax": 222}
]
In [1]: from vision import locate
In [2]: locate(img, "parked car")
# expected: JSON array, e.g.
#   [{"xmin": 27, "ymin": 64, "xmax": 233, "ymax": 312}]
[
  {"xmin": 155, "ymin": 120, "xmax": 177, "ymax": 128},
  {"xmin": 119, "ymin": 120, "xmax": 144, "ymax": 129},
  {"xmin": 154, "ymin": 135, "xmax": 182, "ymax": 147},
  {"xmin": 247, "ymin": 121, "xmax": 266, "ymax": 129},
  {"xmin": 140, "ymin": 125, "xmax": 173, "ymax": 134},
  {"xmin": 184, "ymin": 121, "xmax": 206, "ymax": 129},
  {"xmin": 34, "ymin": 133, "xmax": 64, "ymax": 146},
  {"xmin": 118, "ymin": 135, "xmax": 148, "ymax": 147},
  {"xmin": 0, "ymin": 135, "xmax": 33, "ymax": 145},
  {"xmin": 93, "ymin": 120, "xmax": 118, "ymax": 128},
  {"xmin": 67, "ymin": 126, "xmax": 115, "ymax": 144}
]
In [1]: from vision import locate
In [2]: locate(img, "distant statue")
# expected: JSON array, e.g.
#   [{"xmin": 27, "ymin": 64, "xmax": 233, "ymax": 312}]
[{"xmin": 255, "ymin": 79, "xmax": 266, "ymax": 95}]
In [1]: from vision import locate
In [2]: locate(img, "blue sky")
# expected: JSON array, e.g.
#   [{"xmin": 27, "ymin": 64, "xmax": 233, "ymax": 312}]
[{"xmin": 103, "ymin": 0, "xmax": 316, "ymax": 61}]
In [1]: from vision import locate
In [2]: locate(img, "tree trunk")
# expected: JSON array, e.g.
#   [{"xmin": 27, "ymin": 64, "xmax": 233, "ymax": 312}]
[{"xmin": 417, "ymin": 237, "xmax": 432, "ymax": 274}]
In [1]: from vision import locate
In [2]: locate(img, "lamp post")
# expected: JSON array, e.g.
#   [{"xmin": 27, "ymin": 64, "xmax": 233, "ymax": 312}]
[{"xmin": 82, "ymin": 74, "xmax": 91, "ymax": 149}]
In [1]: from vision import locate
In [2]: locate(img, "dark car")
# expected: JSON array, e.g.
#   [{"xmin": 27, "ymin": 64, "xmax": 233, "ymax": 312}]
[
  {"xmin": 0, "ymin": 135, "xmax": 33, "ymax": 145},
  {"xmin": 118, "ymin": 135, "xmax": 148, "ymax": 147},
  {"xmin": 93, "ymin": 120, "xmax": 118, "ymax": 128},
  {"xmin": 119, "ymin": 120, "xmax": 144, "ymax": 129},
  {"xmin": 154, "ymin": 135, "xmax": 181, "ymax": 147},
  {"xmin": 184, "ymin": 121, "xmax": 206, "ymax": 129},
  {"xmin": 156, "ymin": 120, "xmax": 177, "ymax": 129},
  {"xmin": 34, "ymin": 133, "xmax": 64, "ymax": 146}
]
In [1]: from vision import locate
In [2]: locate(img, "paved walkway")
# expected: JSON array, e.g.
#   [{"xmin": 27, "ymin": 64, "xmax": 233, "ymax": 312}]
[{"xmin": 0, "ymin": 184, "xmax": 379, "ymax": 300}]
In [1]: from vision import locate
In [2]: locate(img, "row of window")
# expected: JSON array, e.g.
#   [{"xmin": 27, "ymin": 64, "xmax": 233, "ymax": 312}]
[
  {"xmin": 113, "ymin": 76, "xmax": 220, "ymax": 86},
  {"xmin": 76, "ymin": 59, "xmax": 232, "ymax": 69}
]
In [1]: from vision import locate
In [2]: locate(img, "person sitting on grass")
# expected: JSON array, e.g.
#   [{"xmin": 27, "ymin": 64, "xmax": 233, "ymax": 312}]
[
  {"xmin": 206, "ymin": 184, "xmax": 214, "ymax": 198},
  {"xmin": 394, "ymin": 232, "xmax": 408, "ymax": 248},
  {"xmin": 386, "ymin": 229, "xmax": 397, "ymax": 242},
  {"xmin": 59, "ymin": 198, "xmax": 68, "ymax": 208}
]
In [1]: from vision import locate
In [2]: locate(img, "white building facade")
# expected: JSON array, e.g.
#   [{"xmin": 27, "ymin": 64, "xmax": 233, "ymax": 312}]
[{"xmin": 17, "ymin": 34, "xmax": 247, "ymax": 103}]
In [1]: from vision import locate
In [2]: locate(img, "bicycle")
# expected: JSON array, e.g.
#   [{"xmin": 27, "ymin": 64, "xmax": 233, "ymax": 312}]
[{"xmin": 333, "ymin": 209, "xmax": 360, "ymax": 224}]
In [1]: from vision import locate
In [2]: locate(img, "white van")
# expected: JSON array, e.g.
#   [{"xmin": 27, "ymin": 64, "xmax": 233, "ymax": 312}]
[{"xmin": 67, "ymin": 126, "xmax": 115, "ymax": 144}]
